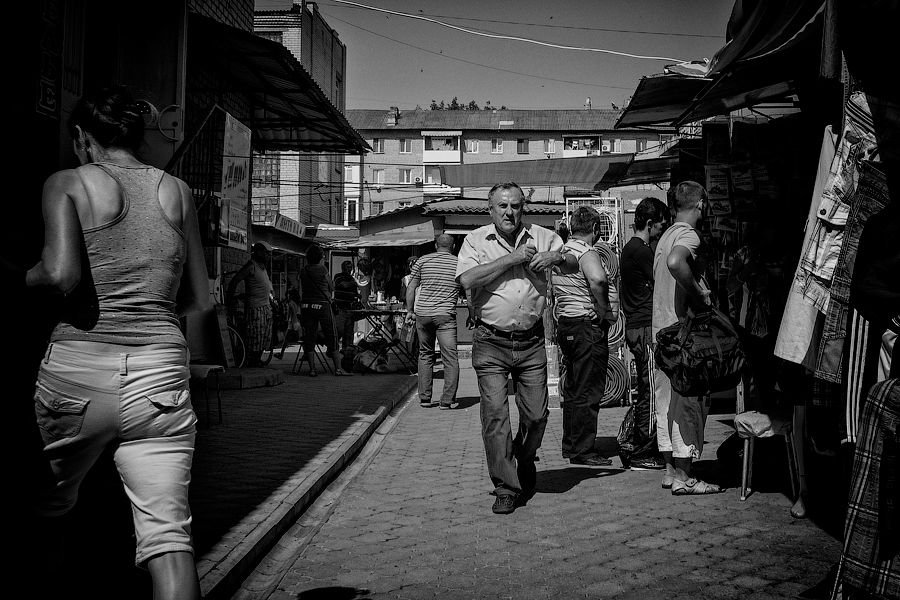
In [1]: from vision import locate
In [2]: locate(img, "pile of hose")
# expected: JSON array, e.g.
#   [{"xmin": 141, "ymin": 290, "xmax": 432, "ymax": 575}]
[{"xmin": 600, "ymin": 354, "xmax": 629, "ymax": 407}]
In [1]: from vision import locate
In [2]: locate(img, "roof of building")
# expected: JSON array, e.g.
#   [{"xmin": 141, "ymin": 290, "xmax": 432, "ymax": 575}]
[
  {"xmin": 421, "ymin": 198, "xmax": 566, "ymax": 215},
  {"xmin": 345, "ymin": 109, "xmax": 673, "ymax": 132}
]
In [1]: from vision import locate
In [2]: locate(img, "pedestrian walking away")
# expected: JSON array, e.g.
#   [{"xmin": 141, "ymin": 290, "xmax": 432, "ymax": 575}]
[
  {"xmin": 405, "ymin": 234, "xmax": 462, "ymax": 409},
  {"xmin": 551, "ymin": 206, "xmax": 613, "ymax": 467},
  {"xmin": 619, "ymin": 197, "xmax": 670, "ymax": 470},
  {"xmin": 652, "ymin": 180, "xmax": 723, "ymax": 495},
  {"xmin": 25, "ymin": 85, "xmax": 211, "ymax": 600},
  {"xmin": 457, "ymin": 181, "xmax": 579, "ymax": 514}
]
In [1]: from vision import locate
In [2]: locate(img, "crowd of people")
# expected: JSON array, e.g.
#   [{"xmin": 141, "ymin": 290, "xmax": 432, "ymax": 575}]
[{"xmin": 18, "ymin": 83, "xmax": 894, "ymax": 598}]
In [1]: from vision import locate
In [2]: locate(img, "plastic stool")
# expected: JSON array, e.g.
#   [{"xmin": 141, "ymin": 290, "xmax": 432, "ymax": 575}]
[{"xmin": 189, "ymin": 364, "xmax": 224, "ymax": 424}]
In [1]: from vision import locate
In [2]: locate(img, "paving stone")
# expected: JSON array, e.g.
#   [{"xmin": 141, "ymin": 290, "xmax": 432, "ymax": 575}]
[{"xmin": 232, "ymin": 358, "xmax": 842, "ymax": 600}]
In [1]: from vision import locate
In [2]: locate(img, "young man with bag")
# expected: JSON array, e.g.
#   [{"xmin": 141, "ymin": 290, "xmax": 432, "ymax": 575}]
[{"xmin": 652, "ymin": 181, "xmax": 723, "ymax": 495}]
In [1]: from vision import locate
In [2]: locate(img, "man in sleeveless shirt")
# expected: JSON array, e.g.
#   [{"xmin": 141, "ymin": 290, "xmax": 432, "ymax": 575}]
[
  {"xmin": 552, "ymin": 207, "xmax": 612, "ymax": 466},
  {"xmin": 227, "ymin": 242, "xmax": 274, "ymax": 367}
]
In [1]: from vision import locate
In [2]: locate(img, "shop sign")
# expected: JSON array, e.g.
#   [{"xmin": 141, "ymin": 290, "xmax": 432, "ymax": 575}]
[
  {"xmin": 220, "ymin": 112, "xmax": 251, "ymax": 249},
  {"xmin": 273, "ymin": 213, "xmax": 305, "ymax": 239},
  {"xmin": 36, "ymin": 0, "xmax": 62, "ymax": 119}
]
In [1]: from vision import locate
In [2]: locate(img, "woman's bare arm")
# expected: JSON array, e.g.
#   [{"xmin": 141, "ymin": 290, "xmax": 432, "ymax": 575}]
[
  {"xmin": 175, "ymin": 178, "xmax": 213, "ymax": 316},
  {"xmin": 26, "ymin": 171, "xmax": 83, "ymax": 294}
]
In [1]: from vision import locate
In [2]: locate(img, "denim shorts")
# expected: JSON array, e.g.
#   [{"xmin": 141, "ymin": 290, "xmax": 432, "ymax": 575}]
[{"xmin": 33, "ymin": 340, "xmax": 197, "ymax": 567}]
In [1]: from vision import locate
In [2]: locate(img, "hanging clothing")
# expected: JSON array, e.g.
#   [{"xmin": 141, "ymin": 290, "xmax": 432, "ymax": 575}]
[{"xmin": 775, "ymin": 125, "xmax": 837, "ymax": 367}]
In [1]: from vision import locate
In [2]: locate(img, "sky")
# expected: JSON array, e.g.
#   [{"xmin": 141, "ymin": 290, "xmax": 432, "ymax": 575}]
[{"xmin": 308, "ymin": 0, "xmax": 735, "ymax": 111}]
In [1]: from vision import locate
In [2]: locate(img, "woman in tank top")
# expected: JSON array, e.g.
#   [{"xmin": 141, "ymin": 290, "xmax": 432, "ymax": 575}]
[{"xmin": 25, "ymin": 85, "xmax": 210, "ymax": 599}]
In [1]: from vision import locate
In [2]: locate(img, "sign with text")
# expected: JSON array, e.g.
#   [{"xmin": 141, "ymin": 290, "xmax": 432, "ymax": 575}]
[{"xmin": 220, "ymin": 112, "xmax": 251, "ymax": 250}]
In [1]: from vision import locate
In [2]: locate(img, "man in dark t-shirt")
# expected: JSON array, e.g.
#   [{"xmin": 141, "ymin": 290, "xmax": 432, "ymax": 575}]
[
  {"xmin": 333, "ymin": 260, "xmax": 360, "ymax": 351},
  {"xmin": 619, "ymin": 197, "xmax": 669, "ymax": 469}
]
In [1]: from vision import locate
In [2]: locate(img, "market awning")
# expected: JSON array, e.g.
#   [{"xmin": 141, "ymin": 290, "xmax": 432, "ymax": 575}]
[
  {"xmin": 188, "ymin": 14, "xmax": 369, "ymax": 154},
  {"xmin": 615, "ymin": 0, "xmax": 835, "ymax": 128},
  {"xmin": 339, "ymin": 221, "xmax": 435, "ymax": 248},
  {"xmin": 615, "ymin": 76, "xmax": 712, "ymax": 128},
  {"xmin": 608, "ymin": 156, "xmax": 679, "ymax": 188},
  {"xmin": 439, "ymin": 155, "xmax": 633, "ymax": 189}
]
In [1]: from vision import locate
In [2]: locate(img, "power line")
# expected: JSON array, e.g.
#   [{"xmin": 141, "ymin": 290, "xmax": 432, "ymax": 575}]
[
  {"xmin": 328, "ymin": 0, "xmax": 688, "ymax": 62},
  {"xmin": 319, "ymin": 2, "xmax": 725, "ymax": 39},
  {"xmin": 323, "ymin": 12, "xmax": 637, "ymax": 92}
]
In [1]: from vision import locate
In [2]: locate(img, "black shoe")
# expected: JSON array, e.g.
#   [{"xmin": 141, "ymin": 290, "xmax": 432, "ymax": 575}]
[
  {"xmin": 420, "ymin": 402, "xmax": 436, "ymax": 408},
  {"xmin": 492, "ymin": 494, "xmax": 517, "ymax": 514},
  {"xmin": 439, "ymin": 402, "xmax": 459, "ymax": 410},
  {"xmin": 569, "ymin": 455, "xmax": 613, "ymax": 467},
  {"xmin": 630, "ymin": 457, "xmax": 666, "ymax": 470}
]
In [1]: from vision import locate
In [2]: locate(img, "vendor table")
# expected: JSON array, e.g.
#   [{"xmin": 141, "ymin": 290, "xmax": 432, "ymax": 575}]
[{"xmin": 349, "ymin": 309, "xmax": 417, "ymax": 374}]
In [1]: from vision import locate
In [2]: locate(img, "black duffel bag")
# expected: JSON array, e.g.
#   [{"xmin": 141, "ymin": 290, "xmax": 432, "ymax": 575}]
[{"xmin": 654, "ymin": 306, "xmax": 746, "ymax": 396}]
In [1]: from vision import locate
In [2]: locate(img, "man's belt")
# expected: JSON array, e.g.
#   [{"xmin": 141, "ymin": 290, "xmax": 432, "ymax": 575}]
[
  {"xmin": 557, "ymin": 315, "xmax": 605, "ymax": 327},
  {"xmin": 476, "ymin": 319, "xmax": 544, "ymax": 340}
]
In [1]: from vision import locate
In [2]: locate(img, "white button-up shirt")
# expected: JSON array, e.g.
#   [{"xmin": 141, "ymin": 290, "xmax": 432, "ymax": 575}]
[{"xmin": 456, "ymin": 222, "xmax": 564, "ymax": 330}]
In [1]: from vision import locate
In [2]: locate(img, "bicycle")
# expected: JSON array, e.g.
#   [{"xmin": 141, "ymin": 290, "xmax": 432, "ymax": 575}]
[{"xmin": 215, "ymin": 275, "xmax": 279, "ymax": 368}]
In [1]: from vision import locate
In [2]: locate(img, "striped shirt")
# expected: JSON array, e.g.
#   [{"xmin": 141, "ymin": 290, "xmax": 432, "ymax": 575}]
[
  {"xmin": 552, "ymin": 238, "xmax": 599, "ymax": 319},
  {"xmin": 409, "ymin": 251, "xmax": 461, "ymax": 317}
]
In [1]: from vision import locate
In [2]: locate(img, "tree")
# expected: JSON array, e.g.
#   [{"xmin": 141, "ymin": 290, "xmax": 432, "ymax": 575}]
[{"xmin": 428, "ymin": 98, "xmax": 506, "ymax": 110}]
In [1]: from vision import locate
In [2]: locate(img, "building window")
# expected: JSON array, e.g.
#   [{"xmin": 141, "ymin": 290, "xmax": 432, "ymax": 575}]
[
  {"xmin": 564, "ymin": 136, "xmax": 600, "ymax": 153},
  {"xmin": 346, "ymin": 198, "xmax": 357, "ymax": 224},
  {"xmin": 424, "ymin": 136, "xmax": 459, "ymax": 151},
  {"xmin": 543, "ymin": 139, "xmax": 555, "ymax": 154},
  {"xmin": 343, "ymin": 166, "xmax": 355, "ymax": 182},
  {"xmin": 399, "ymin": 138, "xmax": 411, "ymax": 153},
  {"xmin": 371, "ymin": 169, "xmax": 384, "ymax": 185},
  {"xmin": 425, "ymin": 166, "xmax": 441, "ymax": 185},
  {"xmin": 371, "ymin": 201, "xmax": 383, "ymax": 216},
  {"xmin": 372, "ymin": 138, "xmax": 384, "ymax": 153},
  {"xmin": 517, "ymin": 139, "xmax": 529, "ymax": 154},
  {"xmin": 252, "ymin": 152, "xmax": 279, "ymax": 186},
  {"xmin": 491, "ymin": 139, "xmax": 503, "ymax": 154},
  {"xmin": 399, "ymin": 201, "xmax": 412, "ymax": 208},
  {"xmin": 611, "ymin": 139, "xmax": 622, "ymax": 153},
  {"xmin": 399, "ymin": 168, "xmax": 412, "ymax": 184},
  {"xmin": 636, "ymin": 139, "xmax": 647, "ymax": 153},
  {"xmin": 465, "ymin": 139, "xmax": 479, "ymax": 153}
]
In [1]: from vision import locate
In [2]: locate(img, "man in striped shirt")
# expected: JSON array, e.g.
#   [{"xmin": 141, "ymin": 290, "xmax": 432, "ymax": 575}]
[{"xmin": 405, "ymin": 234, "xmax": 463, "ymax": 409}]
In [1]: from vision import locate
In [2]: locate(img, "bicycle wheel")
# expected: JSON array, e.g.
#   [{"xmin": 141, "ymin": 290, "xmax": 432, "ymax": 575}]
[{"xmin": 228, "ymin": 325, "xmax": 246, "ymax": 368}]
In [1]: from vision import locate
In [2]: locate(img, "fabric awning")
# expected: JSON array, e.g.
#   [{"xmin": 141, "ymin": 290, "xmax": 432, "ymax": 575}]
[
  {"xmin": 188, "ymin": 14, "xmax": 369, "ymax": 154},
  {"xmin": 439, "ymin": 155, "xmax": 633, "ymax": 190},
  {"xmin": 615, "ymin": 0, "xmax": 835, "ymax": 128},
  {"xmin": 607, "ymin": 156, "xmax": 679, "ymax": 189}
]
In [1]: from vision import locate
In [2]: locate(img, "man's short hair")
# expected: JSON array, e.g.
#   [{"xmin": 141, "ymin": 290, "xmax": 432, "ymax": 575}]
[
  {"xmin": 633, "ymin": 197, "xmax": 670, "ymax": 231},
  {"xmin": 435, "ymin": 233, "xmax": 455, "ymax": 249},
  {"xmin": 488, "ymin": 181, "xmax": 525, "ymax": 204},
  {"xmin": 341, "ymin": 260, "xmax": 352, "ymax": 269},
  {"xmin": 668, "ymin": 180, "xmax": 707, "ymax": 213},
  {"xmin": 568, "ymin": 206, "xmax": 602, "ymax": 236}
]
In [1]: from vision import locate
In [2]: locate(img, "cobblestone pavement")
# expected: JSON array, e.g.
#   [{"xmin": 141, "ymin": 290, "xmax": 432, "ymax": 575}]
[{"xmin": 240, "ymin": 358, "xmax": 842, "ymax": 600}]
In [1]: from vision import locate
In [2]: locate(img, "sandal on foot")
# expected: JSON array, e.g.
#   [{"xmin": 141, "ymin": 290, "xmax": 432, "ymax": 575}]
[
  {"xmin": 661, "ymin": 474, "xmax": 675, "ymax": 489},
  {"xmin": 790, "ymin": 496, "xmax": 807, "ymax": 519},
  {"xmin": 671, "ymin": 478, "xmax": 724, "ymax": 495}
]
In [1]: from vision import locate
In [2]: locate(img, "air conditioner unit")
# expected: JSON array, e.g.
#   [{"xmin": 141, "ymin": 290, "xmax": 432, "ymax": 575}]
[
  {"xmin": 375, "ymin": 184, "xmax": 382, "ymax": 192},
  {"xmin": 414, "ymin": 176, "xmax": 423, "ymax": 187},
  {"xmin": 601, "ymin": 142, "xmax": 611, "ymax": 153}
]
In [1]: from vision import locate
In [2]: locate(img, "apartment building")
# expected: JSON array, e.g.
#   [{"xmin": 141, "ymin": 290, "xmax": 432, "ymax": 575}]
[
  {"xmin": 253, "ymin": 1, "xmax": 349, "ymax": 226},
  {"xmin": 344, "ymin": 108, "xmax": 677, "ymax": 220}
]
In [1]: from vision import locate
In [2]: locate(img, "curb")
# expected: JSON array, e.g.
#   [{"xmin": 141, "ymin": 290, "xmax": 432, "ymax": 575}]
[{"xmin": 198, "ymin": 375, "xmax": 418, "ymax": 600}]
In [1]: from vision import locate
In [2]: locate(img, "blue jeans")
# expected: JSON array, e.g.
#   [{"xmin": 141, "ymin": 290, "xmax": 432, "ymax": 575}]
[
  {"xmin": 472, "ymin": 325, "xmax": 548, "ymax": 496},
  {"xmin": 415, "ymin": 314, "xmax": 459, "ymax": 405},
  {"xmin": 558, "ymin": 318, "xmax": 609, "ymax": 460}
]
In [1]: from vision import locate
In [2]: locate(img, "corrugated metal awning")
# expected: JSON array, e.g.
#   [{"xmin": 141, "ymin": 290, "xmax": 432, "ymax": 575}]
[
  {"xmin": 188, "ymin": 14, "xmax": 369, "ymax": 154},
  {"xmin": 340, "ymin": 237, "xmax": 433, "ymax": 248}
]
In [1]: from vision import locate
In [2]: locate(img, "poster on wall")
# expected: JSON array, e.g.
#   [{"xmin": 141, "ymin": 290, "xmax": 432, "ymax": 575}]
[
  {"xmin": 221, "ymin": 112, "xmax": 251, "ymax": 250},
  {"xmin": 703, "ymin": 122, "xmax": 731, "ymax": 164}
]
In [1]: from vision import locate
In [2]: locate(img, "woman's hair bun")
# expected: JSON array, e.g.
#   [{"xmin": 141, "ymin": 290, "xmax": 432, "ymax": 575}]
[{"xmin": 68, "ymin": 84, "xmax": 146, "ymax": 152}]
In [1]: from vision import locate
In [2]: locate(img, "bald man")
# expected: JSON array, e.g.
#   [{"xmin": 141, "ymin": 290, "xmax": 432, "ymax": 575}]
[{"xmin": 406, "ymin": 234, "xmax": 464, "ymax": 409}]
